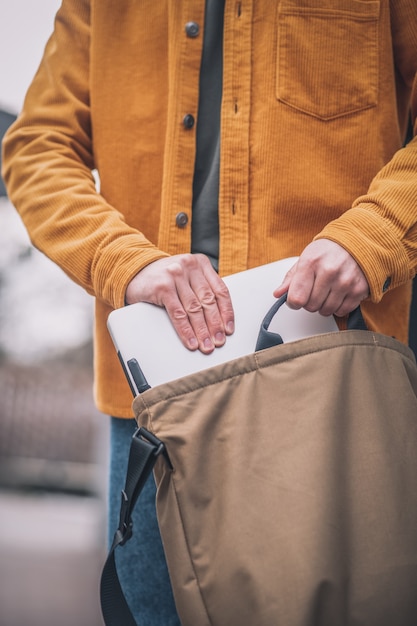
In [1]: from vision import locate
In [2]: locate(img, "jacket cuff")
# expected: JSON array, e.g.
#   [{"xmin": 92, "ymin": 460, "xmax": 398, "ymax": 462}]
[
  {"xmin": 314, "ymin": 205, "xmax": 412, "ymax": 302},
  {"xmin": 93, "ymin": 235, "xmax": 169, "ymax": 309}
]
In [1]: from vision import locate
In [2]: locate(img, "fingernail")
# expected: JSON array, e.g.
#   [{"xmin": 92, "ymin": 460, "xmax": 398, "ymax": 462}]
[
  {"xmin": 226, "ymin": 321, "xmax": 234, "ymax": 334},
  {"xmin": 204, "ymin": 338, "xmax": 214, "ymax": 350},
  {"xmin": 215, "ymin": 332, "xmax": 225, "ymax": 345},
  {"xmin": 189, "ymin": 337, "xmax": 198, "ymax": 350}
]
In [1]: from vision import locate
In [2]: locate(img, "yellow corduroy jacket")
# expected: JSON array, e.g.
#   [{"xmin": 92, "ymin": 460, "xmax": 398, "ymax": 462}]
[{"xmin": 2, "ymin": 0, "xmax": 417, "ymax": 417}]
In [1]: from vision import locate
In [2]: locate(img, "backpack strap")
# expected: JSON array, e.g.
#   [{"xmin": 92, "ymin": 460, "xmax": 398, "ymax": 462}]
[{"xmin": 100, "ymin": 428, "xmax": 169, "ymax": 626}]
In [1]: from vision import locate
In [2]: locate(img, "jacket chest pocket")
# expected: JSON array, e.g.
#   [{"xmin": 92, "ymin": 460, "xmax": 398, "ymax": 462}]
[{"xmin": 276, "ymin": 0, "xmax": 381, "ymax": 120}]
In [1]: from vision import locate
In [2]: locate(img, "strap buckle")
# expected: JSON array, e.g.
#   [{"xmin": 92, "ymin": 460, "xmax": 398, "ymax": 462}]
[
  {"xmin": 135, "ymin": 427, "xmax": 173, "ymax": 469},
  {"xmin": 114, "ymin": 427, "xmax": 170, "ymax": 548},
  {"xmin": 116, "ymin": 490, "xmax": 134, "ymax": 546}
]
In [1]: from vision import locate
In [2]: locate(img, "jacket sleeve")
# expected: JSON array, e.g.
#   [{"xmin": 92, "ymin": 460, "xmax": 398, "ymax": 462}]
[
  {"xmin": 314, "ymin": 1, "xmax": 417, "ymax": 303},
  {"xmin": 1, "ymin": 0, "xmax": 168, "ymax": 310}
]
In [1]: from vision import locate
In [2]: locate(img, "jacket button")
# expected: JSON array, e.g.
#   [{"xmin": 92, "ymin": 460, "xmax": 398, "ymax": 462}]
[
  {"xmin": 183, "ymin": 114, "xmax": 195, "ymax": 129},
  {"xmin": 185, "ymin": 22, "xmax": 200, "ymax": 38},
  {"xmin": 175, "ymin": 212, "xmax": 189, "ymax": 228}
]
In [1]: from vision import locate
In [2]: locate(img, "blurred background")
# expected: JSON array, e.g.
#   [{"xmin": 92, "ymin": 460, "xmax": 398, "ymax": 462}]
[{"xmin": 0, "ymin": 2, "xmax": 108, "ymax": 625}]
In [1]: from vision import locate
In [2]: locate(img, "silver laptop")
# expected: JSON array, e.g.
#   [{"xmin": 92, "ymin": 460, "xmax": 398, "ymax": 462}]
[{"xmin": 107, "ymin": 257, "xmax": 339, "ymax": 395}]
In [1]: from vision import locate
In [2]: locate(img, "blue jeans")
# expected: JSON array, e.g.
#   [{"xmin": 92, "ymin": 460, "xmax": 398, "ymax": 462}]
[{"xmin": 108, "ymin": 417, "xmax": 181, "ymax": 626}]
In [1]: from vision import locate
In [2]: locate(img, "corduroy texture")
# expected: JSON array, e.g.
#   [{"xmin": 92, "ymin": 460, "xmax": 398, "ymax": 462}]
[
  {"xmin": 2, "ymin": 0, "xmax": 417, "ymax": 416},
  {"xmin": 133, "ymin": 330, "xmax": 417, "ymax": 626}
]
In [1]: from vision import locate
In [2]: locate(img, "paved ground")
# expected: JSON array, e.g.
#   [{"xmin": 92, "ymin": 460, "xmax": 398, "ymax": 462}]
[{"xmin": 0, "ymin": 490, "xmax": 107, "ymax": 626}]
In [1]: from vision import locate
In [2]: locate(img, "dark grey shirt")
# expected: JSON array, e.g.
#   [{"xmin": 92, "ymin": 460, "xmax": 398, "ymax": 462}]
[{"xmin": 191, "ymin": 0, "xmax": 225, "ymax": 271}]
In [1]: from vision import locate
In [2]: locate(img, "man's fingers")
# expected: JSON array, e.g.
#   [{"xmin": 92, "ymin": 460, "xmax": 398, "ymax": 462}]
[
  {"xmin": 181, "ymin": 262, "xmax": 235, "ymax": 351},
  {"xmin": 273, "ymin": 264, "xmax": 298, "ymax": 301},
  {"xmin": 173, "ymin": 280, "xmax": 217, "ymax": 353},
  {"xmin": 200, "ymin": 269, "xmax": 235, "ymax": 335},
  {"xmin": 274, "ymin": 262, "xmax": 315, "ymax": 310},
  {"xmin": 272, "ymin": 240, "xmax": 370, "ymax": 317},
  {"xmin": 165, "ymin": 291, "xmax": 214, "ymax": 352},
  {"xmin": 125, "ymin": 254, "xmax": 235, "ymax": 353}
]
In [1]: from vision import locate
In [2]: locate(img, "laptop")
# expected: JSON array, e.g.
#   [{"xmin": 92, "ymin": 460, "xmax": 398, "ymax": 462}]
[{"xmin": 107, "ymin": 257, "xmax": 339, "ymax": 395}]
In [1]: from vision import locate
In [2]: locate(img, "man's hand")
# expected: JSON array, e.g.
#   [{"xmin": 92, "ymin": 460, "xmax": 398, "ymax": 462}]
[
  {"xmin": 125, "ymin": 254, "xmax": 235, "ymax": 353},
  {"xmin": 273, "ymin": 239, "xmax": 370, "ymax": 317}
]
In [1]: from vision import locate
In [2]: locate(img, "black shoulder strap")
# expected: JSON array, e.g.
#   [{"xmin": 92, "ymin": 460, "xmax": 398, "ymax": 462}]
[{"xmin": 100, "ymin": 428, "xmax": 169, "ymax": 626}]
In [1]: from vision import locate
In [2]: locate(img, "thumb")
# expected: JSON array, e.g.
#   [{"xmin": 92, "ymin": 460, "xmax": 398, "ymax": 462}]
[
  {"xmin": 273, "ymin": 281, "xmax": 289, "ymax": 299},
  {"xmin": 273, "ymin": 265, "xmax": 296, "ymax": 298}
]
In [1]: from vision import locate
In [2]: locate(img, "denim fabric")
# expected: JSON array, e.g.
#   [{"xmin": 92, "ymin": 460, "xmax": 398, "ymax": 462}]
[{"xmin": 108, "ymin": 417, "xmax": 181, "ymax": 626}]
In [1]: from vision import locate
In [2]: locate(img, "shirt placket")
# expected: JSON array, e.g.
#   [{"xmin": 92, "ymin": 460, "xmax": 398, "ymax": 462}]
[
  {"xmin": 157, "ymin": 0, "xmax": 206, "ymax": 255},
  {"xmin": 219, "ymin": 0, "xmax": 253, "ymax": 276}
]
